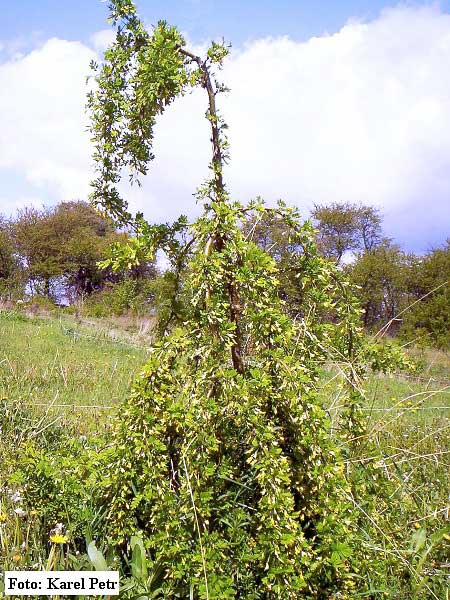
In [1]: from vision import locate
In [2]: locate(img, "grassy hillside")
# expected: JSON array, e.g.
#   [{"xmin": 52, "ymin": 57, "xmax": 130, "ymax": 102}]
[{"xmin": 0, "ymin": 310, "xmax": 147, "ymax": 434}]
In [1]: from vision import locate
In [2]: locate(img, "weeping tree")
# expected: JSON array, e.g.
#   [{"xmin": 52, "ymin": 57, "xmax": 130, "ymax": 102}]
[{"xmin": 89, "ymin": 1, "xmax": 366, "ymax": 597}]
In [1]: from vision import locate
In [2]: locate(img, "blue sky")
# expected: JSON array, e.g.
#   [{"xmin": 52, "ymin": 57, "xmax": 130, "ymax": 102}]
[
  {"xmin": 5, "ymin": 1, "xmax": 443, "ymax": 47},
  {"xmin": 1, "ymin": 1, "xmax": 450, "ymax": 252}
]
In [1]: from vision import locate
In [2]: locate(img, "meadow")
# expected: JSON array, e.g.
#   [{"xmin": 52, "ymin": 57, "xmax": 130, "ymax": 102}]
[
  {"xmin": 0, "ymin": 310, "xmax": 147, "ymax": 435},
  {"xmin": 0, "ymin": 308, "xmax": 449, "ymax": 598}
]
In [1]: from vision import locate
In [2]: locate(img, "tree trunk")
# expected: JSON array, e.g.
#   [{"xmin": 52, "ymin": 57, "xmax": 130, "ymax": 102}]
[{"xmin": 179, "ymin": 47, "xmax": 245, "ymax": 374}]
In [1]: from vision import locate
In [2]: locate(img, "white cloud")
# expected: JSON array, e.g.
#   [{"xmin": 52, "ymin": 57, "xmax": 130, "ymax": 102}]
[
  {"xmin": 220, "ymin": 5, "xmax": 450, "ymax": 239},
  {"xmin": 1, "ymin": 5, "xmax": 450, "ymax": 249},
  {"xmin": 0, "ymin": 38, "xmax": 95, "ymax": 200},
  {"xmin": 90, "ymin": 29, "xmax": 115, "ymax": 53}
]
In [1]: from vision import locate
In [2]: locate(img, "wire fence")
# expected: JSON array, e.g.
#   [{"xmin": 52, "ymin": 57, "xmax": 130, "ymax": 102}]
[
  {"xmin": 60, "ymin": 325, "xmax": 149, "ymax": 352},
  {"xmin": 2, "ymin": 398, "xmax": 449, "ymax": 413}
]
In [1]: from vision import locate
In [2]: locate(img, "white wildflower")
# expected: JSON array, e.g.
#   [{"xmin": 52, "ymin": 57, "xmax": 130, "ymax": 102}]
[{"xmin": 10, "ymin": 491, "xmax": 22, "ymax": 503}]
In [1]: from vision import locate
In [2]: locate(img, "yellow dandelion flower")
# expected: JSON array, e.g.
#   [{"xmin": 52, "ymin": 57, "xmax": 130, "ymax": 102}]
[
  {"xmin": 50, "ymin": 533, "xmax": 68, "ymax": 544},
  {"xmin": 0, "ymin": 512, "xmax": 7, "ymax": 523},
  {"xmin": 13, "ymin": 554, "xmax": 21, "ymax": 563}
]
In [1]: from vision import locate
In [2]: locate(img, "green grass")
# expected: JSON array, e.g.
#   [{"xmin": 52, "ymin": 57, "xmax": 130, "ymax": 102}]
[
  {"xmin": 0, "ymin": 310, "xmax": 147, "ymax": 434},
  {"xmin": 314, "ymin": 350, "xmax": 450, "ymax": 598},
  {"xmin": 356, "ymin": 370, "xmax": 449, "ymax": 527}
]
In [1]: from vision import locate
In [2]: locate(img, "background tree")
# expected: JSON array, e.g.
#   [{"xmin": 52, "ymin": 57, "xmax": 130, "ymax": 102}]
[
  {"xmin": 47, "ymin": 201, "xmax": 117, "ymax": 298},
  {"xmin": 13, "ymin": 206, "xmax": 60, "ymax": 297},
  {"xmin": 0, "ymin": 217, "xmax": 23, "ymax": 301},
  {"xmin": 244, "ymin": 204, "xmax": 385, "ymax": 328},
  {"xmin": 355, "ymin": 204, "xmax": 383, "ymax": 251},
  {"xmin": 400, "ymin": 241, "xmax": 450, "ymax": 347},
  {"xmin": 347, "ymin": 241, "xmax": 414, "ymax": 329},
  {"xmin": 312, "ymin": 201, "xmax": 382, "ymax": 262},
  {"xmin": 243, "ymin": 210, "xmax": 307, "ymax": 314},
  {"xmin": 12, "ymin": 201, "xmax": 154, "ymax": 302},
  {"xmin": 243, "ymin": 210, "xmax": 352, "ymax": 338}
]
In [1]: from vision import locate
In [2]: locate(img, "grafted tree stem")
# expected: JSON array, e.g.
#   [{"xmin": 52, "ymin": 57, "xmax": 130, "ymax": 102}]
[
  {"xmin": 177, "ymin": 48, "xmax": 225, "ymax": 198},
  {"xmin": 178, "ymin": 46, "xmax": 244, "ymax": 374}
]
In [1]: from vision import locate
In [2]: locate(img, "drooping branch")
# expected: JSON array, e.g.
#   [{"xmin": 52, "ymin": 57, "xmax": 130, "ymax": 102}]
[{"xmin": 89, "ymin": 5, "xmax": 244, "ymax": 372}]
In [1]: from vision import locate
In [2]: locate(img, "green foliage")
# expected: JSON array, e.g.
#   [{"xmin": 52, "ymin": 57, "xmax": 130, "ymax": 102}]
[
  {"xmin": 243, "ymin": 209, "xmax": 365, "ymax": 341},
  {"xmin": 123, "ymin": 269, "xmax": 191, "ymax": 334},
  {"xmin": 312, "ymin": 202, "xmax": 383, "ymax": 262},
  {"xmin": 11, "ymin": 440, "xmax": 105, "ymax": 549},
  {"xmin": 88, "ymin": 4, "xmax": 195, "ymax": 224},
  {"xmin": 348, "ymin": 238, "xmax": 450, "ymax": 345},
  {"xmin": 348, "ymin": 241, "xmax": 415, "ymax": 329},
  {"xmin": 400, "ymin": 241, "xmax": 450, "ymax": 348},
  {"xmin": 0, "ymin": 397, "xmax": 97, "ymax": 571},
  {"xmin": 87, "ymin": 2, "xmax": 371, "ymax": 596},
  {"xmin": 46, "ymin": 1, "xmax": 446, "ymax": 597},
  {"xmin": 0, "ymin": 201, "xmax": 159, "ymax": 308},
  {"xmin": 88, "ymin": 0, "xmax": 229, "ymax": 262},
  {"xmin": 1, "ymin": 308, "xmax": 449, "ymax": 596},
  {"xmin": 0, "ymin": 217, "xmax": 24, "ymax": 301},
  {"xmin": 83, "ymin": 278, "xmax": 156, "ymax": 317},
  {"xmin": 242, "ymin": 210, "xmax": 311, "ymax": 319},
  {"xmin": 12, "ymin": 201, "xmax": 123, "ymax": 299},
  {"xmin": 404, "ymin": 287, "xmax": 450, "ymax": 348},
  {"xmin": 364, "ymin": 340, "xmax": 417, "ymax": 374}
]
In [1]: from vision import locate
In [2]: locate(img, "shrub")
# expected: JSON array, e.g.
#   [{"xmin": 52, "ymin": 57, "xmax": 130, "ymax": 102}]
[
  {"xmin": 83, "ymin": 279, "xmax": 156, "ymax": 318},
  {"xmin": 99, "ymin": 205, "xmax": 365, "ymax": 599},
  {"xmin": 87, "ymin": 3, "xmax": 375, "ymax": 596},
  {"xmin": 12, "ymin": 440, "xmax": 104, "ymax": 550}
]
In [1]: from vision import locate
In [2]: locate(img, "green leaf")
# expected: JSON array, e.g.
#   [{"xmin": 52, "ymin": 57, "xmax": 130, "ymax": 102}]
[
  {"xmin": 411, "ymin": 527, "xmax": 427, "ymax": 553},
  {"xmin": 87, "ymin": 541, "xmax": 108, "ymax": 571},
  {"xmin": 131, "ymin": 535, "xmax": 148, "ymax": 580}
]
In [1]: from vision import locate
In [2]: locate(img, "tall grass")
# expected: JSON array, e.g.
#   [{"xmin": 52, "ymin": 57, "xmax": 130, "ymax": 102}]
[{"xmin": 318, "ymin": 346, "xmax": 449, "ymax": 598}]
